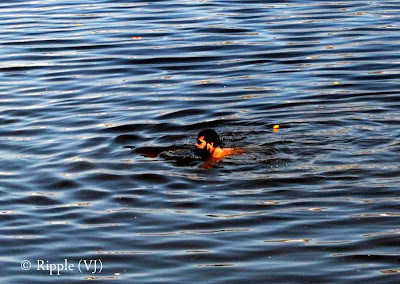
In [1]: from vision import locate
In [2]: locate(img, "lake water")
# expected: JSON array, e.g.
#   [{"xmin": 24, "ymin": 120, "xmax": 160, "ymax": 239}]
[{"xmin": 1, "ymin": 1, "xmax": 400, "ymax": 283}]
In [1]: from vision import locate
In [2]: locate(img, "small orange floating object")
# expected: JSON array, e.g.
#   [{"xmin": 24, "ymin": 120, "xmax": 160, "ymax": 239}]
[
  {"xmin": 273, "ymin": 125, "xmax": 279, "ymax": 129},
  {"xmin": 131, "ymin": 36, "xmax": 142, "ymax": 40},
  {"xmin": 334, "ymin": 81, "xmax": 339, "ymax": 85}
]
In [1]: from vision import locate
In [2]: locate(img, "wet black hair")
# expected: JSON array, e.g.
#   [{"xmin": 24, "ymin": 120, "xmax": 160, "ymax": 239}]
[{"xmin": 197, "ymin": 129, "xmax": 222, "ymax": 148}]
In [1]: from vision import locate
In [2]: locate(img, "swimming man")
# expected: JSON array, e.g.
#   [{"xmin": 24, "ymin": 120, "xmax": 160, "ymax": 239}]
[{"xmin": 195, "ymin": 129, "xmax": 244, "ymax": 160}]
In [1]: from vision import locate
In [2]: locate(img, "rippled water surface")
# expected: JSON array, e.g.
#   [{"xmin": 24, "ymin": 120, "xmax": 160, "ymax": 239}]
[{"xmin": 1, "ymin": 1, "xmax": 400, "ymax": 283}]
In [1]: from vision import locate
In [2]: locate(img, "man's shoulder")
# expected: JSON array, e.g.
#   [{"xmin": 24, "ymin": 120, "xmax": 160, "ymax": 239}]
[{"xmin": 223, "ymin": 147, "xmax": 245, "ymax": 157}]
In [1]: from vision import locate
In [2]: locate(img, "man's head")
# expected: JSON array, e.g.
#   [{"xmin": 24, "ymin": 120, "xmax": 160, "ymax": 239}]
[{"xmin": 195, "ymin": 129, "xmax": 222, "ymax": 157}]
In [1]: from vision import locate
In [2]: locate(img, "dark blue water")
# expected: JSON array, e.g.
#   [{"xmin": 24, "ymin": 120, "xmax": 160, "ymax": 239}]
[{"xmin": 1, "ymin": 1, "xmax": 400, "ymax": 283}]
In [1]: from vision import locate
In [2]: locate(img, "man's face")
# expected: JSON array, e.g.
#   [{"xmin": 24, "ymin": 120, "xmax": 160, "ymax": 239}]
[{"xmin": 195, "ymin": 136, "xmax": 212, "ymax": 157}]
